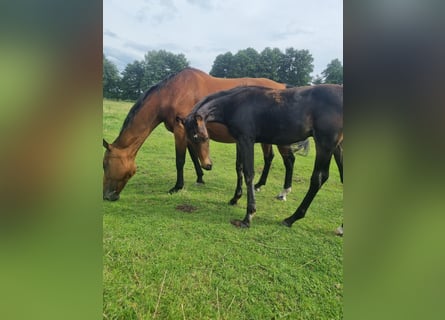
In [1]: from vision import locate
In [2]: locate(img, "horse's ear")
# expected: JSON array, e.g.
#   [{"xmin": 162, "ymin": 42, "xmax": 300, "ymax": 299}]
[
  {"xmin": 103, "ymin": 139, "xmax": 111, "ymax": 151},
  {"xmin": 175, "ymin": 116, "xmax": 185, "ymax": 125}
]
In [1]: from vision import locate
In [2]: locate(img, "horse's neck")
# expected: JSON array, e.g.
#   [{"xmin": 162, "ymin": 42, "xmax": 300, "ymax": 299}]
[{"xmin": 113, "ymin": 101, "xmax": 162, "ymax": 158}]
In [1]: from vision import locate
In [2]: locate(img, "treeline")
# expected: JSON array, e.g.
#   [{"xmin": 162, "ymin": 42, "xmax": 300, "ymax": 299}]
[{"xmin": 103, "ymin": 48, "xmax": 342, "ymax": 100}]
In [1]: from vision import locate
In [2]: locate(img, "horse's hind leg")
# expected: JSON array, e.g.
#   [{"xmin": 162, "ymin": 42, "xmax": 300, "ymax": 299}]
[
  {"xmin": 229, "ymin": 144, "xmax": 243, "ymax": 205},
  {"xmin": 282, "ymin": 146, "xmax": 333, "ymax": 227},
  {"xmin": 254, "ymin": 144, "xmax": 274, "ymax": 191},
  {"xmin": 333, "ymin": 142, "xmax": 343, "ymax": 183},
  {"xmin": 187, "ymin": 144, "xmax": 205, "ymax": 184},
  {"xmin": 333, "ymin": 142, "xmax": 343, "ymax": 235},
  {"xmin": 276, "ymin": 145, "xmax": 295, "ymax": 201}
]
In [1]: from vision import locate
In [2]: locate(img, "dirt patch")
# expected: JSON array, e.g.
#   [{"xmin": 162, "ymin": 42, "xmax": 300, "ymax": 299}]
[{"xmin": 175, "ymin": 204, "xmax": 197, "ymax": 213}]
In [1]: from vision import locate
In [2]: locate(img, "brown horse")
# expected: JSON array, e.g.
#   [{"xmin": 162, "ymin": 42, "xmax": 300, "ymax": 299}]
[
  {"xmin": 183, "ymin": 84, "xmax": 343, "ymax": 228},
  {"xmin": 103, "ymin": 68, "xmax": 306, "ymax": 201}
]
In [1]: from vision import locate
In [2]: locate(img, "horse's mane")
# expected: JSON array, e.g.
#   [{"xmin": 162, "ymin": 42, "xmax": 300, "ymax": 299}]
[{"xmin": 118, "ymin": 68, "xmax": 205, "ymax": 135}]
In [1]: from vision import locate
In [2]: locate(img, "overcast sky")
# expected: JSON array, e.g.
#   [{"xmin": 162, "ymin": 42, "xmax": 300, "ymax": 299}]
[{"xmin": 104, "ymin": 0, "xmax": 342, "ymax": 77}]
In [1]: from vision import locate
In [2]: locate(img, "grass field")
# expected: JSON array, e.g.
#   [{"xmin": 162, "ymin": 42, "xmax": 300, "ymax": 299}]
[{"xmin": 103, "ymin": 99, "xmax": 343, "ymax": 319}]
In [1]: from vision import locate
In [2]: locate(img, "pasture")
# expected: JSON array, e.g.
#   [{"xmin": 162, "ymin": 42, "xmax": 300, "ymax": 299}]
[{"xmin": 103, "ymin": 99, "xmax": 343, "ymax": 319}]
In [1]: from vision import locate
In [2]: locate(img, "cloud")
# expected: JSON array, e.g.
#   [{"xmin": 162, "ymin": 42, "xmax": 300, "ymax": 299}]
[
  {"xmin": 104, "ymin": 29, "xmax": 118, "ymax": 39},
  {"xmin": 136, "ymin": 0, "xmax": 178, "ymax": 24},
  {"xmin": 104, "ymin": 0, "xmax": 342, "ymax": 75},
  {"xmin": 271, "ymin": 24, "xmax": 315, "ymax": 41},
  {"xmin": 186, "ymin": 0, "xmax": 215, "ymax": 10},
  {"xmin": 123, "ymin": 40, "xmax": 154, "ymax": 54},
  {"xmin": 103, "ymin": 46, "xmax": 141, "ymax": 71}
]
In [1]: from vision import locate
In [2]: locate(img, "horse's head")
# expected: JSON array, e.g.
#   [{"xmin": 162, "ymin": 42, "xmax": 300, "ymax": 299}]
[
  {"xmin": 181, "ymin": 115, "xmax": 212, "ymax": 171},
  {"xmin": 102, "ymin": 139, "xmax": 137, "ymax": 201}
]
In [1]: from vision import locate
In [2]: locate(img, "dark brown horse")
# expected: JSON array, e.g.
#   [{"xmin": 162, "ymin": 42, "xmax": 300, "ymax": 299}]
[
  {"xmin": 103, "ymin": 68, "xmax": 307, "ymax": 201},
  {"xmin": 182, "ymin": 84, "xmax": 343, "ymax": 228}
]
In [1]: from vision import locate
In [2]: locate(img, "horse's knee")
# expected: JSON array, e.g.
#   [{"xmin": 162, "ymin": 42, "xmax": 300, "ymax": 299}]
[{"xmin": 311, "ymin": 170, "xmax": 329, "ymax": 188}]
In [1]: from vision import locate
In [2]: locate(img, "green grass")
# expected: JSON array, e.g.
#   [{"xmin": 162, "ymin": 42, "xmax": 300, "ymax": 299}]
[{"xmin": 103, "ymin": 99, "xmax": 343, "ymax": 319}]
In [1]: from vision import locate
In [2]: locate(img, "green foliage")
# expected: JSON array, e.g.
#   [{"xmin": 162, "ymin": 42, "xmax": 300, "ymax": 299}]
[
  {"xmin": 103, "ymin": 50, "xmax": 189, "ymax": 101},
  {"xmin": 278, "ymin": 48, "xmax": 314, "ymax": 86},
  {"xmin": 258, "ymin": 47, "xmax": 283, "ymax": 82},
  {"xmin": 104, "ymin": 48, "xmax": 341, "ymax": 103},
  {"xmin": 142, "ymin": 50, "xmax": 189, "ymax": 89},
  {"xmin": 210, "ymin": 47, "xmax": 314, "ymax": 86},
  {"xmin": 312, "ymin": 75, "xmax": 324, "ymax": 85},
  {"xmin": 322, "ymin": 58, "xmax": 343, "ymax": 84},
  {"xmin": 103, "ymin": 54, "xmax": 121, "ymax": 99},
  {"xmin": 231, "ymin": 47, "xmax": 261, "ymax": 78},
  {"xmin": 103, "ymin": 99, "xmax": 343, "ymax": 319},
  {"xmin": 209, "ymin": 52, "xmax": 234, "ymax": 78},
  {"xmin": 120, "ymin": 60, "xmax": 145, "ymax": 101}
]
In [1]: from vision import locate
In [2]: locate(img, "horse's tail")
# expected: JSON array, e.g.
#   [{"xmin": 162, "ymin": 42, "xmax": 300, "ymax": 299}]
[{"xmin": 290, "ymin": 138, "xmax": 310, "ymax": 156}]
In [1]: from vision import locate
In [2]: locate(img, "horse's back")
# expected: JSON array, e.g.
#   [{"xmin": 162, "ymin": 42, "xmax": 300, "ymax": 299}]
[{"xmin": 193, "ymin": 84, "xmax": 343, "ymax": 145}]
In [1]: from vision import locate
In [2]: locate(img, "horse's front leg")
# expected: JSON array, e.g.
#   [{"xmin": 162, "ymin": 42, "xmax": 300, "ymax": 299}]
[
  {"xmin": 231, "ymin": 139, "xmax": 256, "ymax": 228},
  {"xmin": 187, "ymin": 144, "xmax": 205, "ymax": 185},
  {"xmin": 169, "ymin": 124, "xmax": 187, "ymax": 194},
  {"xmin": 229, "ymin": 144, "xmax": 243, "ymax": 205}
]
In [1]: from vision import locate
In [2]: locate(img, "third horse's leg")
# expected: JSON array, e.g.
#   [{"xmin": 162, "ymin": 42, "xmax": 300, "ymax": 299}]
[
  {"xmin": 229, "ymin": 144, "xmax": 243, "ymax": 205},
  {"xmin": 254, "ymin": 144, "xmax": 274, "ymax": 191},
  {"xmin": 276, "ymin": 145, "xmax": 295, "ymax": 200},
  {"xmin": 187, "ymin": 144, "xmax": 205, "ymax": 184},
  {"xmin": 169, "ymin": 125, "xmax": 187, "ymax": 194}
]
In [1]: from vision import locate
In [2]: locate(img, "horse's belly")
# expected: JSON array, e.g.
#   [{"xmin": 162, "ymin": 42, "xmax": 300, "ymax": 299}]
[
  {"xmin": 207, "ymin": 122, "xmax": 236, "ymax": 143},
  {"xmin": 257, "ymin": 127, "xmax": 310, "ymax": 145}
]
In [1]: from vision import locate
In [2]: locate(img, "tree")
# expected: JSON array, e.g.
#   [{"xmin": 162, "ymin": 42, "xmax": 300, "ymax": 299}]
[
  {"xmin": 278, "ymin": 48, "xmax": 314, "ymax": 86},
  {"xmin": 142, "ymin": 50, "xmax": 189, "ymax": 89},
  {"xmin": 258, "ymin": 47, "xmax": 283, "ymax": 82},
  {"xmin": 103, "ymin": 54, "xmax": 121, "ymax": 99},
  {"xmin": 209, "ymin": 47, "xmax": 314, "ymax": 85},
  {"xmin": 322, "ymin": 58, "xmax": 343, "ymax": 84},
  {"xmin": 312, "ymin": 74, "xmax": 324, "ymax": 84},
  {"xmin": 231, "ymin": 48, "xmax": 261, "ymax": 78},
  {"xmin": 120, "ymin": 60, "xmax": 145, "ymax": 101},
  {"xmin": 209, "ymin": 52, "xmax": 234, "ymax": 78}
]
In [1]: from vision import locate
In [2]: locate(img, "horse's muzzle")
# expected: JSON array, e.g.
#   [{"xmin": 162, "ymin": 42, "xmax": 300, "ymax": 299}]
[
  {"xmin": 202, "ymin": 163, "xmax": 212, "ymax": 171},
  {"xmin": 103, "ymin": 190, "xmax": 120, "ymax": 201}
]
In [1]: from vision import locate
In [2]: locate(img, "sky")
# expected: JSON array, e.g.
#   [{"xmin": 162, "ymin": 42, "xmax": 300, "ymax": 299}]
[{"xmin": 103, "ymin": 0, "xmax": 342, "ymax": 77}]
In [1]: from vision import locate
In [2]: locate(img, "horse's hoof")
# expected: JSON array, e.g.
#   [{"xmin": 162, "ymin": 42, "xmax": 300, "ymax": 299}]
[
  {"xmin": 335, "ymin": 226, "xmax": 344, "ymax": 236},
  {"xmin": 195, "ymin": 181, "xmax": 205, "ymax": 187},
  {"xmin": 230, "ymin": 219, "xmax": 249, "ymax": 228},
  {"xmin": 276, "ymin": 195, "xmax": 286, "ymax": 201},
  {"xmin": 281, "ymin": 219, "xmax": 292, "ymax": 227},
  {"xmin": 228, "ymin": 198, "xmax": 238, "ymax": 205},
  {"xmin": 168, "ymin": 187, "xmax": 182, "ymax": 194}
]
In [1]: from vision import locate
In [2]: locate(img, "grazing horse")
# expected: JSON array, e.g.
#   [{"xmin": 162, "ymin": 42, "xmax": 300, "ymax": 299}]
[
  {"xmin": 103, "ymin": 67, "xmax": 308, "ymax": 201},
  {"xmin": 183, "ymin": 84, "xmax": 343, "ymax": 228}
]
